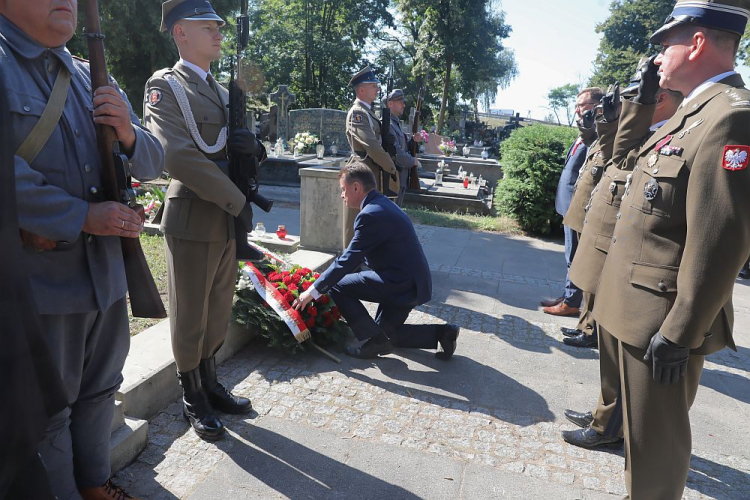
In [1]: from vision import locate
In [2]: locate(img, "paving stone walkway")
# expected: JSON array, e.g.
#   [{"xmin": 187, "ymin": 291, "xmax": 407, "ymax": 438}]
[{"xmin": 116, "ymin": 213, "xmax": 750, "ymax": 499}]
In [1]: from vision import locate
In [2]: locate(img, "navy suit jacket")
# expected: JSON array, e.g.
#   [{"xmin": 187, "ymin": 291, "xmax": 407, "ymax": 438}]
[
  {"xmin": 314, "ymin": 191, "xmax": 432, "ymax": 306},
  {"xmin": 555, "ymin": 138, "xmax": 588, "ymax": 217}
]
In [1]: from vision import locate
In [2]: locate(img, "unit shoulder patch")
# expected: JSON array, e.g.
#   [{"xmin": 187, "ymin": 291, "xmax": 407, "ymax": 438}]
[
  {"xmin": 723, "ymin": 145, "xmax": 750, "ymax": 171},
  {"xmin": 147, "ymin": 88, "xmax": 162, "ymax": 107}
]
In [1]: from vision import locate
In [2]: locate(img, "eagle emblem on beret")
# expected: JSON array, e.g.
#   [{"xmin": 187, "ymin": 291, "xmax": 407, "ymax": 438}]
[{"xmin": 723, "ymin": 146, "xmax": 749, "ymax": 171}]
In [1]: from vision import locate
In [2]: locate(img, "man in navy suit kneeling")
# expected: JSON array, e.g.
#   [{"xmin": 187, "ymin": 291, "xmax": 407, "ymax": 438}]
[{"xmin": 293, "ymin": 161, "xmax": 459, "ymax": 359}]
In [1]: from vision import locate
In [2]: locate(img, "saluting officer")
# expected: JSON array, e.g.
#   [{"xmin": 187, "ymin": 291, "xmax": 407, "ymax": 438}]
[
  {"xmin": 144, "ymin": 0, "xmax": 263, "ymax": 441},
  {"xmin": 563, "ymin": 62, "xmax": 684, "ymax": 452},
  {"xmin": 343, "ymin": 66, "xmax": 398, "ymax": 245},
  {"xmin": 591, "ymin": 1, "xmax": 750, "ymax": 497}
]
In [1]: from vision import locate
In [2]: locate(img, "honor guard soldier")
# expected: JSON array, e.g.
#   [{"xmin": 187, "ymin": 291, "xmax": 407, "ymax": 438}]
[
  {"xmin": 144, "ymin": 0, "xmax": 264, "ymax": 441},
  {"xmin": 343, "ymin": 66, "xmax": 399, "ymax": 246},
  {"xmin": 383, "ymin": 89, "xmax": 423, "ymax": 205},
  {"xmin": 591, "ymin": 1, "xmax": 750, "ymax": 497},
  {"xmin": 0, "ymin": 0, "xmax": 164, "ymax": 497},
  {"xmin": 563, "ymin": 60, "xmax": 684, "ymax": 452}
]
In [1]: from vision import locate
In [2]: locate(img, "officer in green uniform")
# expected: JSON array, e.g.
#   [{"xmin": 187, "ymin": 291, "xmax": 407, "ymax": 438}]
[
  {"xmin": 343, "ymin": 66, "xmax": 398, "ymax": 246},
  {"xmin": 563, "ymin": 61, "xmax": 685, "ymax": 451},
  {"xmin": 144, "ymin": 0, "xmax": 263, "ymax": 441},
  {"xmin": 592, "ymin": 1, "xmax": 750, "ymax": 497},
  {"xmin": 560, "ymin": 89, "xmax": 620, "ymax": 348}
]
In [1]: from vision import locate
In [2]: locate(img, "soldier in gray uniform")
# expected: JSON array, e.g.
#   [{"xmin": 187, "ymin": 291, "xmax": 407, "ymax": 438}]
[
  {"xmin": 0, "ymin": 1, "xmax": 164, "ymax": 498},
  {"xmin": 383, "ymin": 89, "xmax": 422, "ymax": 203}
]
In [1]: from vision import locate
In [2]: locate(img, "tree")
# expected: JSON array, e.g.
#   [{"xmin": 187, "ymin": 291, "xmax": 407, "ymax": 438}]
[
  {"xmin": 547, "ymin": 84, "xmax": 579, "ymax": 126},
  {"xmin": 588, "ymin": 0, "xmax": 673, "ymax": 88},
  {"xmin": 397, "ymin": 0, "xmax": 517, "ymax": 133}
]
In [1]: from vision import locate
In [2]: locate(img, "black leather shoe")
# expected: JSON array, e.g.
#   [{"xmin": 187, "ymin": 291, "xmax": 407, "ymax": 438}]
[
  {"xmin": 436, "ymin": 324, "xmax": 460, "ymax": 361},
  {"xmin": 562, "ymin": 426, "xmax": 623, "ymax": 449},
  {"xmin": 561, "ymin": 327, "xmax": 583, "ymax": 338},
  {"xmin": 178, "ymin": 368, "xmax": 224, "ymax": 441},
  {"xmin": 563, "ymin": 332, "xmax": 598, "ymax": 348},
  {"xmin": 564, "ymin": 409, "xmax": 593, "ymax": 428},
  {"xmin": 345, "ymin": 337, "xmax": 394, "ymax": 359},
  {"xmin": 199, "ymin": 357, "xmax": 252, "ymax": 415}
]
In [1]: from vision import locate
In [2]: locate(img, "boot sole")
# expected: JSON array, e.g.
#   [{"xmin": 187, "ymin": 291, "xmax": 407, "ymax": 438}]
[{"xmin": 183, "ymin": 410, "xmax": 225, "ymax": 441}]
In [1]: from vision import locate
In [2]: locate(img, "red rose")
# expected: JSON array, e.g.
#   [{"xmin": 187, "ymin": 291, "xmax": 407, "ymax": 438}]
[
  {"xmin": 282, "ymin": 276, "xmax": 292, "ymax": 285},
  {"xmin": 319, "ymin": 295, "xmax": 330, "ymax": 305},
  {"xmin": 291, "ymin": 274, "xmax": 301, "ymax": 284},
  {"xmin": 282, "ymin": 271, "xmax": 291, "ymax": 277},
  {"xmin": 306, "ymin": 306, "xmax": 317, "ymax": 317},
  {"xmin": 301, "ymin": 281, "xmax": 312, "ymax": 291},
  {"xmin": 313, "ymin": 273, "xmax": 321, "ymax": 279},
  {"xmin": 305, "ymin": 317, "xmax": 316, "ymax": 329},
  {"xmin": 268, "ymin": 272, "xmax": 281, "ymax": 281},
  {"xmin": 272, "ymin": 282, "xmax": 281, "ymax": 288},
  {"xmin": 287, "ymin": 283, "xmax": 298, "ymax": 292},
  {"xmin": 323, "ymin": 315, "xmax": 334, "ymax": 327},
  {"xmin": 301, "ymin": 268, "xmax": 313, "ymax": 276},
  {"xmin": 284, "ymin": 292, "xmax": 295, "ymax": 304},
  {"xmin": 332, "ymin": 306, "xmax": 341, "ymax": 320}
]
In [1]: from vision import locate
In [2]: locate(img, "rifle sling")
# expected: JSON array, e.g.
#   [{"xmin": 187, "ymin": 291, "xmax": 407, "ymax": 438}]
[{"xmin": 15, "ymin": 66, "xmax": 71, "ymax": 164}]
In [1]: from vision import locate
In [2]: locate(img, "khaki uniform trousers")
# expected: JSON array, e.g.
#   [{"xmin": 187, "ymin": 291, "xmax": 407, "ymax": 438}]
[
  {"xmin": 165, "ymin": 235, "xmax": 236, "ymax": 372},
  {"xmin": 589, "ymin": 324, "xmax": 622, "ymax": 438},
  {"xmin": 599, "ymin": 326, "xmax": 704, "ymax": 500},
  {"xmin": 342, "ymin": 159, "xmax": 390, "ymax": 249}
]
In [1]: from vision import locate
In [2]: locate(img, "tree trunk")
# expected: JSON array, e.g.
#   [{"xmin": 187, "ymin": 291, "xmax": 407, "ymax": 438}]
[{"xmin": 437, "ymin": 53, "xmax": 453, "ymax": 134}]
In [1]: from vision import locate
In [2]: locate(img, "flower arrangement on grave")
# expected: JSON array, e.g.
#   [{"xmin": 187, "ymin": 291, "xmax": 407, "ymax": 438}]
[
  {"xmin": 134, "ymin": 185, "xmax": 166, "ymax": 223},
  {"xmin": 438, "ymin": 139, "xmax": 457, "ymax": 156},
  {"xmin": 232, "ymin": 244, "xmax": 348, "ymax": 358},
  {"xmin": 291, "ymin": 132, "xmax": 319, "ymax": 154},
  {"xmin": 416, "ymin": 129, "xmax": 429, "ymax": 143}
]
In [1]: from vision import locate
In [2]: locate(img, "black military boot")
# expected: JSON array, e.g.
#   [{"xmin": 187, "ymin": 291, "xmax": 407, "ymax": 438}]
[
  {"xmin": 177, "ymin": 368, "xmax": 225, "ymax": 440},
  {"xmin": 199, "ymin": 357, "xmax": 252, "ymax": 414}
]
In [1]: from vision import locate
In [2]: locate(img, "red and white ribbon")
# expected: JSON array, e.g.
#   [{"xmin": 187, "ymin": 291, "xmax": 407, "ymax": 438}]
[{"xmin": 241, "ymin": 261, "xmax": 310, "ymax": 343}]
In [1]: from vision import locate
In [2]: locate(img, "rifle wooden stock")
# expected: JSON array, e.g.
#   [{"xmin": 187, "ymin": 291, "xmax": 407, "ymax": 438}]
[{"xmin": 83, "ymin": 0, "xmax": 166, "ymax": 319}]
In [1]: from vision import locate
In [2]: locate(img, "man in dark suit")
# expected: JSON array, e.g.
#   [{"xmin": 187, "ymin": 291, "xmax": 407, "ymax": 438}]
[
  {"xmin": 542, "ymin": 87, "xmax": 604, "ymax": 317},
  {"xmin": 293, "ymin": 161, "xmax": 459, "ymax": 359}
]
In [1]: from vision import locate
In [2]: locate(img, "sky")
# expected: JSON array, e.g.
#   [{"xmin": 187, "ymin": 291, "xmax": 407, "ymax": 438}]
[{"xmin": 490, "ymin": 0, "xmax": 750, "ymax": 120}]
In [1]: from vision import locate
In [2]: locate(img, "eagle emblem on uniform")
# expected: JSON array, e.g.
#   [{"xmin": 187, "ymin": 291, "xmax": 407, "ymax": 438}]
[
  {"xmin": 723, "ymin": 145, "xmax": 749, "ymax": 171},
  {"xmin": 147, "ymin": 89, "xmax": 162, "ymax": 106}
]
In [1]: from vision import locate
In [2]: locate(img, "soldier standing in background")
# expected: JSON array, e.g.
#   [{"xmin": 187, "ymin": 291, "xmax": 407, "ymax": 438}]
[
  {"xmin": 383, "ymin": 89, "xmax": 422, "ymax": 204},
  {"xmin": 144, "ymin": 0, "xmax": 264, "ymax": 441}
]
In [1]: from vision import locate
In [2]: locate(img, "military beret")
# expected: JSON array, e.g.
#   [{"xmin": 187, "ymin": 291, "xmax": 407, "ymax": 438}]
[
  {"xmin": 161, "ymin": 0, "xmax": 226, "ymax": 33},
  {"xmin": 349, "ymin": 66, "xmax": 379, "ymax": 87},
  {"xmin": 650, "ymin": 0, "xmax": 750, "ymax": 45}
]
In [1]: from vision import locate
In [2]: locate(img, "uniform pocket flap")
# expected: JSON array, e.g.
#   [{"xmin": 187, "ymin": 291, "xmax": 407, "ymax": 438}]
[
  {"xmin": 6, "ymin": 90, "xmax": 46, "ymax": 117},
  {"xmin": 593, "ymin": 234, "xmax": 611, "ymax": 253},
  {"xmin": 166, "ymin": 182, "xmax": 199, "ymax": 200},
  {"xmin": 650, "ymin": 155, "xmax": 685, "ymax": 179},
  {"xmin": 630, "ymin": 262, "xmax": 679, "ymax": 293}
]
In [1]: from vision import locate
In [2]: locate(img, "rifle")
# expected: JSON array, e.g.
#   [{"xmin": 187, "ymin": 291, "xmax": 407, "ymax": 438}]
[
  {"xmin": 229, "ymin": 0, "xmax": 273, "ymax": 261},
  {"xmin": 83, "ymin": 0, "xmax": 166, "ymax": 318},
  {"xmin": 408, "ymin": 67, "xmax": 428, "ymax": 191},
  {"xmin": 380, "ymin": 61, "xmax": 399, "ymax": 199}
]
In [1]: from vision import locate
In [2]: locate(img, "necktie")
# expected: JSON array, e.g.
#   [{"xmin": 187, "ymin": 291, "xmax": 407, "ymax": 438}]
[{"xmin": 570, "ymin": 137, "xmax": 583, "ymax": 157}]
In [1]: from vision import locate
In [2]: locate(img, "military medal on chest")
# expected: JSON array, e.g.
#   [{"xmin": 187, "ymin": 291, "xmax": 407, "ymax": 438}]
[{"xmin": 644, "ymin": 179, "xmax": 659, "ymax": 201}]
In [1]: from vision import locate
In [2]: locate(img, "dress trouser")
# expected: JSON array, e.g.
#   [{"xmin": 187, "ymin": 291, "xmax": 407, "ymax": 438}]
[
  {"xmin": 37, "ymin": 297, "xmax": 130, "ymax": 500},
  {"xmin": 562, "ymin": 226, "xmax": 582, "ymax": 308},
  {"xmin": 575, "ymin": 292, "xmax": 596, "ymax": 336},
  {"xmin": 329, "ymin": 271, "xmax": 440, "ymax": 349},
  {"xmin": 165, "ymin": 236, "xmax": 236, "ymax": 372},
  {"xmin": 603, "ymin": 327, "xmax": 704, "ymax": 500},
  {"xmin": 589, "ymin": 324, "xmax": 622, "ymax": 438}
]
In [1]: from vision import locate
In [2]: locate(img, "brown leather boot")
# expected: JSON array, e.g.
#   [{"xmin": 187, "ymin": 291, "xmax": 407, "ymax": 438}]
[{"xmin": 80, "ymin": 479, "xmax": 141, "ymax": 500}]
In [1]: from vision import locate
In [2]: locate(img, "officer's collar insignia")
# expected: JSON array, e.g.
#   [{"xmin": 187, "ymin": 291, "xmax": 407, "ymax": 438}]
[
  {"xmin": 660, "ymin": 146, "xmax": 683, "ymax": 157},
  {"xmin": 654, "ymin": 135, "xmax": 673, "ymax": 152},
  {"xmin": 723, "ymin": 145, "xmax": 750, "ymax": 171},
  {"xmin": 644, "ymin": 180, "xmax": 659, "ymax": 201},
  {"xmin": 148, "ymin": 89, "xmax": 162, "ymax": 106}
]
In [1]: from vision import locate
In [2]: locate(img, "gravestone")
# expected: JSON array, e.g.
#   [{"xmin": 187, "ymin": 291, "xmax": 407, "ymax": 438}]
[
  {"xmin": 288, "ymin": 108, "xmax": 350, "ymax": 154},
  {"xmin": 259, "ymin": 105, "xmax": 278, "ymax": 142},
  {"xmin": 269, "ymin": 85, "xmax": 295, "ymax": 141}
]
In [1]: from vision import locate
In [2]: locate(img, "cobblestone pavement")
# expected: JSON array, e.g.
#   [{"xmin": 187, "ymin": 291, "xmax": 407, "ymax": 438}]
[{"xmin": 116, "ymin": 225, "xmax": 750, "ymax": 499}]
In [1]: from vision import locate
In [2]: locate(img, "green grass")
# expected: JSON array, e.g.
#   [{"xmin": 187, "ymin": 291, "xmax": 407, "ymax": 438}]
[
  {"xmin": 128, "ymin": 234, "xmax": 169, "ymax": 336},
  {"xmin": 404, "ymin": 207, "xmax": 523, "ymax": 235}
]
